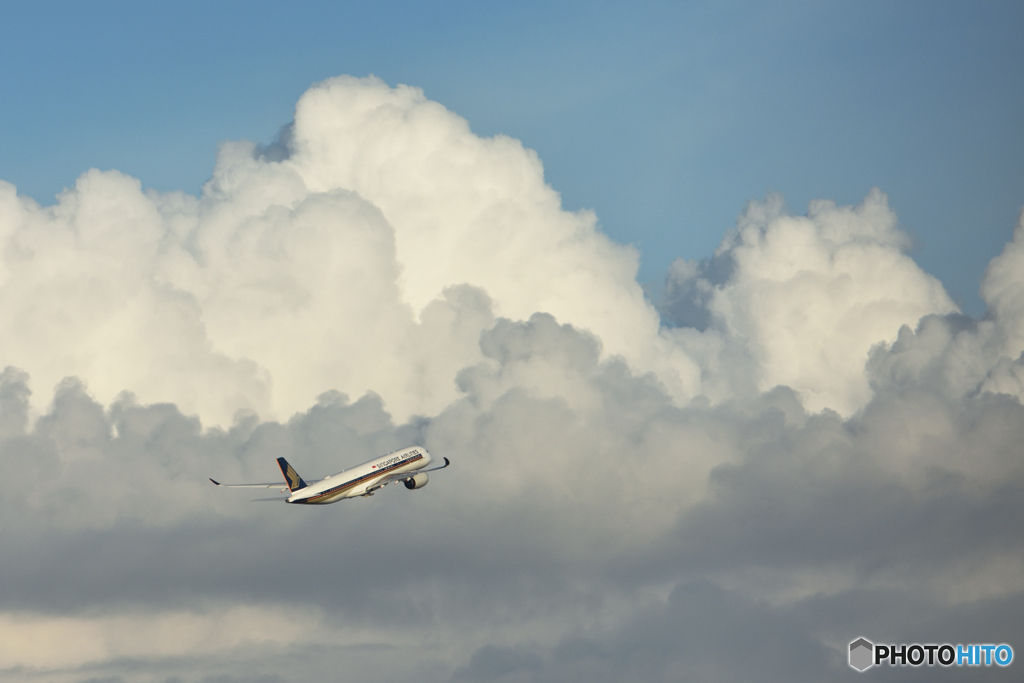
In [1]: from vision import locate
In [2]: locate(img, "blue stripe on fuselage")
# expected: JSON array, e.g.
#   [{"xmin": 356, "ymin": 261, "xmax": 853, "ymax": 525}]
[{"xmin": 296, "ymin": 453, "xmax": 424, "ymax": 504}]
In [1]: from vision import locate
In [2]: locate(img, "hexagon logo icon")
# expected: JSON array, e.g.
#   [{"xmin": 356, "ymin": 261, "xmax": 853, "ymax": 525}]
[{"xmin": 849, "ymin": 638, "xmax": 874, "ymax": 671}]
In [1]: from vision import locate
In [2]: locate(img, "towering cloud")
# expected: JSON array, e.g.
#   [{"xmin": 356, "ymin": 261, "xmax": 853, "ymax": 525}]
[
  {"xmin": 1, "ymin": 76, "xmax": 704, "ymax": 426},
  {"xmin": 869, "ymin": 211, "xmax": 1024, "ymax": 403},
  {"xmin": 663, "ymin": 190, "xmax": 957, "ymax": 414},
  {"xmin": 1, "ymin": 76, "xmax": 1021, "ymax": 682}
]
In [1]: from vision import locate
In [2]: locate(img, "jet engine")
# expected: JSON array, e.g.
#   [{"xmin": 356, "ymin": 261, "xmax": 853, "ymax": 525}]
[{"xmin": 404, "ymin": 473, "xmax": 429, "ymax": 489}]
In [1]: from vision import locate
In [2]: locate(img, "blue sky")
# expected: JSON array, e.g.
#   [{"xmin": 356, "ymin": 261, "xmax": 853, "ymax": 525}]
[{"xmin": 1, "ymin": 0, "xmax": 1021, "ymax": 314}]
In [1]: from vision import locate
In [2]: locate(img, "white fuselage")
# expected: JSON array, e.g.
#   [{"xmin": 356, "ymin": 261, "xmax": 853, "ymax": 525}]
[{"xmin": 287, "ymin": 446, "xmax": 431, "ymax": 504}]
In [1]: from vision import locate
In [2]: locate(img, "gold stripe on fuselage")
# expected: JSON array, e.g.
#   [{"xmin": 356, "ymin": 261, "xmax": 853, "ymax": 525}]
[{"xmin": 299, "ymin": 454, "xmax": 423, "ymax": 503}]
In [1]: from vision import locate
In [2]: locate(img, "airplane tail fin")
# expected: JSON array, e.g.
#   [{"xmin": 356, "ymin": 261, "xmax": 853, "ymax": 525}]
[{"xmin": 277, "ymin": 457, "xmax": 308, "ymax": 492}]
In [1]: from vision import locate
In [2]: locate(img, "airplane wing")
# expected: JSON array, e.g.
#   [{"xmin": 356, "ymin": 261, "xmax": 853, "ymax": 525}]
[
  {"xmin": 366, "ymin": 457, "xmax": 451, "ymax": 492},
  {"xmin": 422, "ymin": 457, "xmax": 451, "ymax": 473},
  {"xmin": 209, "ymin": 479, "xmax": 288, "ymax": 489}
]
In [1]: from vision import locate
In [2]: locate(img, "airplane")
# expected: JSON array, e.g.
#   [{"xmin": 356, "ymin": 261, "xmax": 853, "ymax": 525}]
[{"xmin": 209, "ymin": 446, "xmax": 449, "ymax": 504}]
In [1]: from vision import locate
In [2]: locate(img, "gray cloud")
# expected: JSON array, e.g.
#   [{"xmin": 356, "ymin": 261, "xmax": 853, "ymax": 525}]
[{"xmin": 3, "ymin": 312, "xmax": 1024, "ymax": 681}]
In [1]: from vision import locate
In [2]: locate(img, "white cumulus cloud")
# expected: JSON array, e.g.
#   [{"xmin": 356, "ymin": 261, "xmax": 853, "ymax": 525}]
[
  {"xmin": 663, "ymin": 189, "xmax": 957, "ymax": 414},
  {"xmin": 1, "ymin": 75, "xmax": 1023, "ymax": 683}
]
